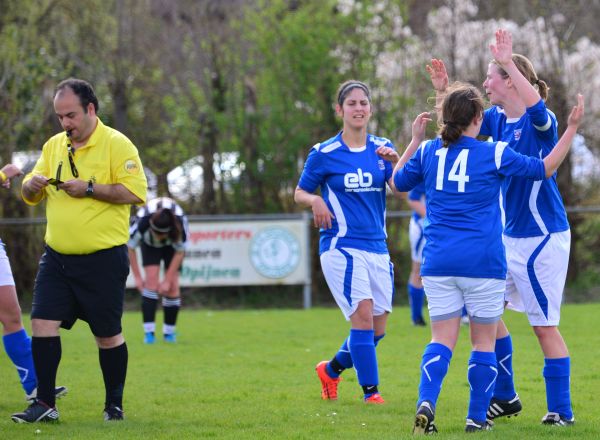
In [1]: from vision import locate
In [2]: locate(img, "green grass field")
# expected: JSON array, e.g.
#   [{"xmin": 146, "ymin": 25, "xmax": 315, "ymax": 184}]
[{"xmin": 1, "ymin": 303, "xmax": 599, "ymax": 439}]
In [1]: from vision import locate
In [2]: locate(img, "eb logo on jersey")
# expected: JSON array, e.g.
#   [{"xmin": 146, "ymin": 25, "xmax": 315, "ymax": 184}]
[{"xmin": 344, "ymin": 168, "xmax": 373, "ymax": 189}]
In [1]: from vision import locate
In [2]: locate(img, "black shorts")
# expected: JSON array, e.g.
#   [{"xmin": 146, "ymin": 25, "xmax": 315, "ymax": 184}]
[
  {"xmin": 140, "ymin": 243, "xmax": 181, "ymax": 272},
  {"xmin": 31, "ymin": 244, "xmax": 130, "ymax": 337}
]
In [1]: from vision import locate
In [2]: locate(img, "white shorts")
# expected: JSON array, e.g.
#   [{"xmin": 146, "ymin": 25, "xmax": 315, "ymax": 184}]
[
  {"xmin": 0, "ymin": 239, "xmax": 16, "ymax": 287},
  {"xmin": 320, "ymin": 248, "xmax": 394, "ymax": 320},
  {"xmin": 409, "ymin": 217, "xmax": 425, "ymax": 263},
  {"xmin": 504, "ymin": 230, "xmax": 570, "ymax": 326},
  {"xmin": 422, "ymin": 276, "xmax": 505, "ymax": 324}
]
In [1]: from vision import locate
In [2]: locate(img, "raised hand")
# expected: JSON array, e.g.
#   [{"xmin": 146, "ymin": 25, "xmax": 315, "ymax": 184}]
[
  {"xmin": 412, "ymin": 112, "xmax": 433, "ymax": 143},
  {"xmin": 376, "ymin": 146, "xmax": 400, "ymax": 164},
  {"xmin": 426, "ymin": 59, "xmax": 449, "ymax": 92},
  {"xmin": 489, "ymin": 29, "xmax": 513, "ymax": 67},
  {"xmin": 567, "ymin": 94, "xmax": 585, "ymax": 128}
]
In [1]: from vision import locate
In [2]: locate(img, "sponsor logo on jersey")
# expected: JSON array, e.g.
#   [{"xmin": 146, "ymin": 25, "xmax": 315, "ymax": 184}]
[
  {"xmin": 125, "ymin": 159, "xmax": 140, "ymax": 174},
  {"xmin": 344, "ymin": 168, "xmax": 381, "ymax": 192}
]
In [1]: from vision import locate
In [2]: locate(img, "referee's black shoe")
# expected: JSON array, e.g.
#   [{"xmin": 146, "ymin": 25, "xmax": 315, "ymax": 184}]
[
  {"xmin": 103, "ymin": 403, "xmax": 124, "ymax": 421},
  {"xmin": 11, "ymin": 399, "xmax": 59, "ymax": 423},
  {"xmin": 487, "ymin": 394, "xmax": 522, "ymax": 421}
]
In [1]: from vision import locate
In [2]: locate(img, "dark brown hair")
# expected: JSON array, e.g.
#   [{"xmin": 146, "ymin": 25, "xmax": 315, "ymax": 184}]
[
  {"xmin": 491, "ymin": 53, "xmax": 549, "ymax": 101},
  {"xmin": 440, "ymin": 82, "xmax": 485, "ymax": 147},
  {"xmin": 55, "ymin": 78, "xmax": 99, "ymax": 113},
  {"xmin": 336, "ymin": 80, "xmax": 371, "ymax": 106},
  {"xmin": 149, "ymin": 207, "xmax": 182, "ymax": 242}
]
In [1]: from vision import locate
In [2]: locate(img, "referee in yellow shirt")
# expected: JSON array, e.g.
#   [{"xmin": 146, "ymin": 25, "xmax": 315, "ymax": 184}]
[{"xmin": 12, "ymin": 78, "xmax": 147, "ymax": 424}]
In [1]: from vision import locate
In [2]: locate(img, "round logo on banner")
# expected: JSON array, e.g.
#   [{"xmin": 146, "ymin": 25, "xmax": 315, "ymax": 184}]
[{"xmin": 249, "ymin": 227, "xmax": 300, "ymax": 279}]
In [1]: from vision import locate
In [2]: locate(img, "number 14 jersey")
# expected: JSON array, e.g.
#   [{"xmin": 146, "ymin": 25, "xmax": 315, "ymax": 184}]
[{"xmin": 394, "ymin": 136, "xmax": 546, "ymax": 279}]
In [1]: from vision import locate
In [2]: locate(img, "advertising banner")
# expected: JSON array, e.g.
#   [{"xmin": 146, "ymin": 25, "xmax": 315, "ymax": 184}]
[{"xmin": 127, "ymin": 217, "xmax": 310, "ymax": 287}]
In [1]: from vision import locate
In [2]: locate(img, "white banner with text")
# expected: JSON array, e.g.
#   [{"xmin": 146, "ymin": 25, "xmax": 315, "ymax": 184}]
[{"xmin": 126, "ymin": 217, "xmax": 310, "ymax": 287}]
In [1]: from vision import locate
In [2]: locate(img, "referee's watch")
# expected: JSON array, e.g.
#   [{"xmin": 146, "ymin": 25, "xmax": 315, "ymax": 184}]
[{"xmin": 86, "ymin": 180, "xmax": 94, "ymax": 197}]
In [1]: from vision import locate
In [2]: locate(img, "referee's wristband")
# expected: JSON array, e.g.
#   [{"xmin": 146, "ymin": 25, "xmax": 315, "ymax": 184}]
[{"xmin": 0, "ymin": 170, "xmax": 7, "ymax": 183}]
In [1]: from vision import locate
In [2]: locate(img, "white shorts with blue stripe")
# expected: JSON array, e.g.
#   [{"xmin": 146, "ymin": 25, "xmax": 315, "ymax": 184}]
[
  {"xmin": 0, "ymin": 239, "xmax": 16, "ymax": 286},
  {"xmin": 320, "ymin": 248, "xmax": 394, "ymax": 321},
  {"xmin": 422, "ymin": 276, "xmax": 505, "ymax": 323},
  {"xmin": 504, "ymin": 230, "xmax": 570, "ymax": 326},
  {"xmin": 409, "ymin": 217, "xmax": 425, "ymax": 263}
]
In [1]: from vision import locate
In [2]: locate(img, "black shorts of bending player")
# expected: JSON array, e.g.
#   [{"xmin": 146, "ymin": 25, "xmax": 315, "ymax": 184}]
[
  {"xmin": 140, "ymin": 242, "xmax": 182, "ymax": 272},
  {"xmin": 31, "ymin": 244, "xmax": 130, "ymax": 337}
]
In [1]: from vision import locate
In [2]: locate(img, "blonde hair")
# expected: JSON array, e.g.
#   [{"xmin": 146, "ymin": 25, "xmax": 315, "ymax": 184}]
[{"xmin": 491, "ymin": 53, "xmax": 549, "ymax": 101}]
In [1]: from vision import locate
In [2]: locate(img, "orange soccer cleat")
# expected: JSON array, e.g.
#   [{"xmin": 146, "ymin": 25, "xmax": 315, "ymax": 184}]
[
  {"xmin": 364, "ymin": 393, "xmax": 385, "ymax": 404},
  {"xmin": 315, "ymin": 361, "xmax": 341, "ymax": 400}
]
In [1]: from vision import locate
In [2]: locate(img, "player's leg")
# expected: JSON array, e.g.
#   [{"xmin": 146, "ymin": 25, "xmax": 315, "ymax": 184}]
[
  {"xmin": 161, "ymin": 247, "xmax": 181, "ymax": 342},
  {"xmin": 0, "ymin": 245, "xmax": 38, "ymax": 397},
  {"xmin": 1, "ymin": 284, "xmax": 38, "ymax": 397},
  {"xmin": 413, "ymin": 276, "xmax": 462, "ymax": 434},
  {"xmin": 408, "ymin": 262, "xmax": 426, "ymax": 326},
  {"xmin": 408, "ymin": 218, "xmax": 426, "ymax": 326},
  {"xmin": 362, "ymin": 251, "xmax": 395, "ymax": 403},
  {"xmin": 140, "ymin": 243, "xmax": 161, "ymax": 344},
  {"xmin": 463, "ymin": 277, "xmax": 504, "ymax": 431},
  {"xmin": 508, "ymin": 232, "xmax": 573, "ymax": 425},
  {"xmin": 487, "ymin": 239, "xmax": 523, "ymax": 421},
  {"xmin": 487, "ymin": 318, "xmax": 522, "ymax": 420},
  {"xmin": 317, "ymin": 248, "xmax": 375, "ymax": 401},
  {"xmin": 314, "ymin": 249, "xmax": 353, "ymax": 400},
  {"xmin": 529, "ymin": 232, "xmax": 573, "ymax": 425},
  {"xmin": 141, "ymin": 265, "xmax": 160, "ymax": 343}
]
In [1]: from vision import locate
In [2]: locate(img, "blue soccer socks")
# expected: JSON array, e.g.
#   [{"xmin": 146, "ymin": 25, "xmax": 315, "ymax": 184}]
[
  {"xmin": 328, "ymin": 337, "xmax": 352, "ymax": 378},
  {"xmin": 417, "ymin": 342, "xmax": 452, "ymax": 409},
  {"xmin": 3, "ymin": 328, "xmax": 37, "ymax": 394},
  {"xmin": 349, "ymin": 329, "xmax": 378, "ymax": 390},
  {"xmin": 543, "ymin": 357, "xmax": 573, "ymax": 419},
  {"xmin": 327, "ymin": 332, "xmax": 386, "ymax": 379},
  {"xmin": 467, "ymin": 351, "xmax": 498, "ymax": 423},
  {"xmin": 493, "ymin": 334, "xmax": 516, "ymax": 400},
  {"xmin": 408, "ymin": 284, "xmax": 425, "ymax": 323}
]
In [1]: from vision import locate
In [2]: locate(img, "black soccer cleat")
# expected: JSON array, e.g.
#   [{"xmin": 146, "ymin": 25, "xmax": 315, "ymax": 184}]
[
  {"xmin": 413, "ymin": 401, "xmax": 438, "ymax": 435},
  {"xmin": 486, "ymin": 394, "xmax": 522, "ymax": 421},
  {"xmin": 541, "ymin": 412, "xmax": 575, "ymax": 426},
  {"xmin": 11, "ymin": 399, "xmax": 59, "ymax": 423},
  {"xmin": 103, "ymin": 403, "xmax": 124, "ymax": 421},
  {"xmin": 465, "ymin": 418, "xmax": 492, "ymax": 432},
  {"xmin": 26, "ymin": 386, "xmax": 68, "ymax": 403}
]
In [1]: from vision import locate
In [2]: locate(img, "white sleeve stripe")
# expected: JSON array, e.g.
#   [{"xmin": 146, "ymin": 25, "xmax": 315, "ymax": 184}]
[
  {"xmin": 495, "ymin": 142, "xmax": 507, "ymax": 170},
  {"xmin": 533, "ymin": 115, "xmax": 552, "ymax": 131},
  {"xmin": 419, "ymin": 140, "xmax": 427, "ymax": 164}
]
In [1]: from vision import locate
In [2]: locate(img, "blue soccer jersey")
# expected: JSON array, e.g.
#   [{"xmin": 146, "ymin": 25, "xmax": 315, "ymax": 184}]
[
  {"xmin": 394, "ymin": 136, "xmax": 545, "ymax": 279},
  {"xmin": 480, "ymin": 99, "xmax": 569, "ymax": 237},
  {"xmin": 297, "ymin": 132, "xmax": 394, "ymax": 255},
  {"xmin": 408, "ymin": 182, "xmax": 426, "ymax": 222}
]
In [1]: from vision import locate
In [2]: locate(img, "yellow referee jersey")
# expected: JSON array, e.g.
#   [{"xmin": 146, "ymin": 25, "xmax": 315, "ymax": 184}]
[{"xmin": 22, "ymin": 118, "xmax": 147, "ymax": 254}]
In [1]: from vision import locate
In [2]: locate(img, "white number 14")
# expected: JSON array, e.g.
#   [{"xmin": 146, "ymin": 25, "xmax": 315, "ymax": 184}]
[{"xmin": 435, "ymin": 148, "xmax": 470, "ymax": 192}]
